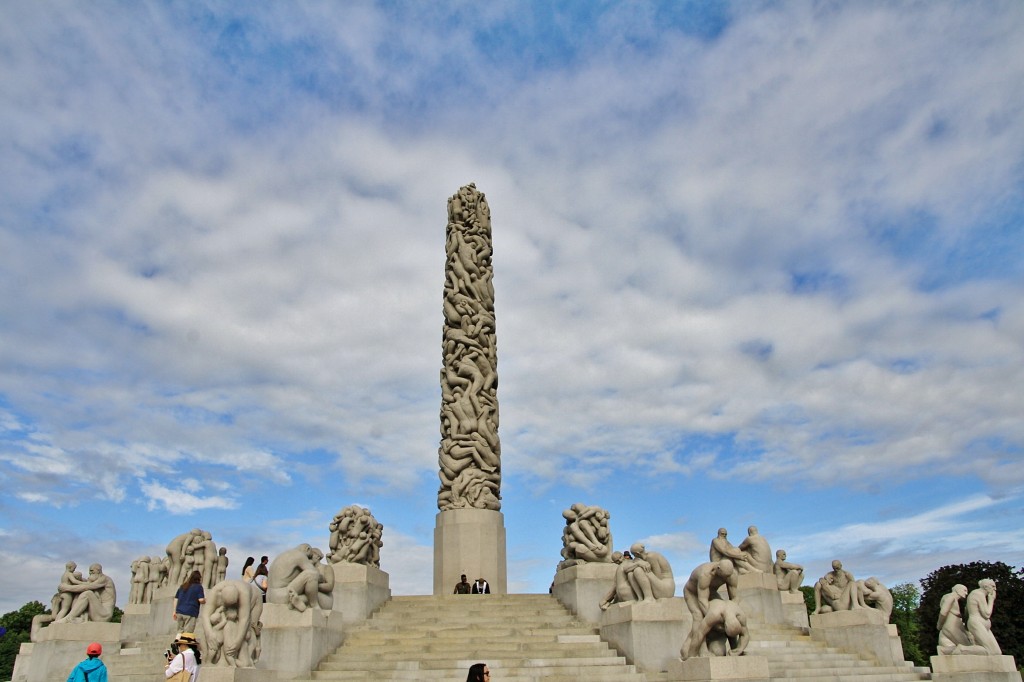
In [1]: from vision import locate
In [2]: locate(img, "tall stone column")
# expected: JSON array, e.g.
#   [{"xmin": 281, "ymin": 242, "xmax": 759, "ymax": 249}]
[{"xmin": 433, "ymin": 183, "xmax": 507, "ymax": 595}]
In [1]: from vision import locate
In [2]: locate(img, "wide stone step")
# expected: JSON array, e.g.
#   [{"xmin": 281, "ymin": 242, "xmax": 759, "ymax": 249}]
[{"xmin": 321, "ymin": 645, "xmax": 618, "ymax": 663}]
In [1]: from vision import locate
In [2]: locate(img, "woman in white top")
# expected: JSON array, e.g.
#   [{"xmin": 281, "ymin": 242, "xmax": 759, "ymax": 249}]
[{"xmin": 165, "ymin": 632, "xmax": 201, "ymax": 681}]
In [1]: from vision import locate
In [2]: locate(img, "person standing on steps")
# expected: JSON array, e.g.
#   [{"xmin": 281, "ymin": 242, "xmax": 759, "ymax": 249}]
[
  {"xmin": 471, "ymin": 577, "xmax": 490, "ymax": 594},
  {"xmin": 466, "ymin": 662, "xmax": 490, "ymax": 681}
]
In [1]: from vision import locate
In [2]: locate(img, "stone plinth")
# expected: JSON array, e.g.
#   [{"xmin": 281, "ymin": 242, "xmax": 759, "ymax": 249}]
[
  {"xmin": 810, "ymin": 608, "xmax": 902, "ymax": 667},
  {"xmin": 16, "ymin": 622, "xmax": 121, "ymax": 682},
  {"xmin": 599, "ymin": 598, "xmax": 690, "ymax": 673},
  {"xmin": 256, "ymin": 604, "xmax": 345, "ymax": 679},
  {"xmin": 666, "ymin": 655, "xmax": 771, "ymax": 681},
  {"xmin": 931, "ymin": 654, "xmax": 1023, "ymax": 682},
  {"xmin": 433, "ymin": 508, "xmax": 507, "ymax": 595},
  {"xmin": 779, "ymin": 590, "xmax": 809, "ymax": 629},
  {"xmin": 552, "ymin": 562, "xmax": 616, "ymax": 624},
  {"xmin": 330, "ymin": 563, "xmax": 391, "ymax": 624},
  {"xmin": 119, "ymin": 595, "xmax": 178, "ymax": 641},
  {"xmin": 734, "ymin": 573, "xmax": 784, "ymax": 625}
]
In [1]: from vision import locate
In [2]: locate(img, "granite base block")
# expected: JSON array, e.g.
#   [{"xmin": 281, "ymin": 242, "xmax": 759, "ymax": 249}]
[
  {"xmin": 551, "ymin": 562, "xmax": 616, "ymax": 625},
  {"xmin": 599, "ymin": 598, "xmax": 690, "ymax": 673},
  {"xmin": 666, "ymin": 655, "xmax": 771, "ymax": 681}
]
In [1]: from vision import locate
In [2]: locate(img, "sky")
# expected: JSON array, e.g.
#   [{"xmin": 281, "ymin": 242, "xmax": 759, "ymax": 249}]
[{"xmin": 1, "ymin": 1, "xmax": 1023, "ymax": 615}]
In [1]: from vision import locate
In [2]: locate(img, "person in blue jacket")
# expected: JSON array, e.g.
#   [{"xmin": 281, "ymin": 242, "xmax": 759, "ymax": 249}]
[{"xmin": 67, "ymin": 642, "xmax": 108, "ymax": 682}]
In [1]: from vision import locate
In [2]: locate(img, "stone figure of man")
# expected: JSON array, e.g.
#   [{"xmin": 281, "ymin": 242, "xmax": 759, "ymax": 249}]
[
  {"xmin": 55, "ymin": 563, "xmax": 116, "ymax": 623},
  {"xmin": 710, "ymin": 528, "xmax": 758, "ymax": 574},
  {"xmin": 627, "ymin": 543, "xmax": 675, "ymax": 600},
  {"xmin": 773, "ymin": 550, "xmax": 804, "ymax": 592},
  {"xmin": 737, "ymin": 526, "xmax": 773, "ymax": 573},
  {"xmin": 813, "ymin": 560, "xmax": 864, "ymax": 614},
  {"xmin": 966, "ymin": 579, "xmax": 1001, "ymax": 655},
  {"xmin": 682, "ymin": 598, "xmax": 749, "ymax": 660},
  {"xmin": 682, "ymin": 560, "xmax": 738, "ymax": 660}
]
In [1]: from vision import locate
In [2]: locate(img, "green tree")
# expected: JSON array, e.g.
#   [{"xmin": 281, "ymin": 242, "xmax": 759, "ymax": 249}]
[
  {"xmin": 890, "ymin": 582, "xmax": 926, "ymax": 666},
  {"xmin": 0, "ymin": 601, "xmax": 47, "ymax": 682},
  {"xmin": 918, "ymin": 561, "xmax": 1024, "ymax": 664},
  {"xmin": 799, "ymin": 585, "xmax": 815, "ymax": 615}
]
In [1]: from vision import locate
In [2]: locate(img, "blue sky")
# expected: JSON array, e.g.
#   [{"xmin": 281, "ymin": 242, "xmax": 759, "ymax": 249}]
[{"xmin": 1, "ymin": 1, "xmax": 1023, "ymax": 613}]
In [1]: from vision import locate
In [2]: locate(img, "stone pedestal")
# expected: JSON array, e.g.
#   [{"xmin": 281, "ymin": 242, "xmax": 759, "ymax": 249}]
[
  {"xmin": 433, "ymin": 508, "xmax": 507, "ymax": 595},
  {"xmin": 14, "ymin": 622, "xmax": 121, "ymax": 682},
  {"xmin": 779, "ymin": 590, "xmax": 810, "ymax": 629},
  {"xmin": 119, "ymin": 595, "xmax": 178, "ymax": 641},
  {"xmin": 931, "ymin": 654, "xmax": 1023, "ymax": 682},
  {"xmin": 599, "ymin": 598, "xmax": 690, "ymax": 673},
  {"xmin": 809, "ymin": 608, "xmax": 902, "ymax": 666},
  {"xmin": 256, "ymin": 604, "xmax": 345, "ymax": 679},
  {"xmin": 194, "ymin": 668, "xmax": 281, "ymax": 682},
  {"xmin": 330, "ymin": 563, "xmax": 391, "ymax": 624},
  {"xmin": 552, "ymin": 562, "xmax": 616, "ymax": 624},
  {"xmin": 666, "ymin": 655, "xmax": 771, "ymax": 681},
  {"xmin": 734, "ymin": 573, "xmax": 784, "ymax": 625}
]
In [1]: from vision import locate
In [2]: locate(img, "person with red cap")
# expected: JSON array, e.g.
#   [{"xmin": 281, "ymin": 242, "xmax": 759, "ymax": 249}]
[{"xmin": 66, "ymin": 642, "xmax": 108, "ymax": 682}]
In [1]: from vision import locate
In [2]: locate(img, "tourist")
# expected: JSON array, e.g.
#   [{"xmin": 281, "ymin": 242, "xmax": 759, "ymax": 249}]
[
  {"xmin": 165, "ymin": 632, "xmax": 201, "ymax": 681},
  {"xmin": 453, "ymin": 574, "xmax": 472, "ymax": 594},
  {"xmin": 253, "ymin": 562, "xmax": 269, "ymax": 602},
  {"xmin": 472, "ymin": 577, "xmax": 490, "ymax": 594},
  {"xmin": 173, "ymin": 571, "xmax": 205, "ymax": 634},
  {"xmin": 466, "ymin": 662, "xmax": 490, "ymax": 681},
  {"xmin": 66, "ymin": 642, "xmax": 108, "ymax": 682},
  {"xmin": 241, "ymin": 556, "xmax": 256, "ymax": 581}
]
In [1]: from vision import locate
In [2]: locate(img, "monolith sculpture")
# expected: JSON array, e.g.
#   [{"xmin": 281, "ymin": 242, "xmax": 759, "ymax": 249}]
[{"xmin": 433, "ymin": 183, "xmax": 507, "ymax": 595}]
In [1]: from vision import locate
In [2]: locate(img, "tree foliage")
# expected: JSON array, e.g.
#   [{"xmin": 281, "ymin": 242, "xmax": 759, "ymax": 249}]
[
  {"xmin": 0, "ymin": 601, "xmax": 47, "ymax": 682},
  {"xmin": 890, "ymin": 582, "xmax": 926, "ymax": 666},
  {"xmin": 918, "ymin": 561, "xmax": 1024, "ymax": 664}
]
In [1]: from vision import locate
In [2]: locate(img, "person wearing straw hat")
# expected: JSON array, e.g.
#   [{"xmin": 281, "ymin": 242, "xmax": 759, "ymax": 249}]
[{"xmin": 165, "ymin": 632, "xmax": 201, "ymax": 681}]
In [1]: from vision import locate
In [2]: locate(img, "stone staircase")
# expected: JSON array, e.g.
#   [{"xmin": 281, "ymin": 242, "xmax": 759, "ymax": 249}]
[
  {"xmin": 294, "ymin": 594, "xmax": 646, "ymax": 682},
  {"xmin": 747, "ymin": 622, "xmax": 931, "ymax": 682},
  {"xmin": 106, "ymin": 634, "xmax": 173, "ymax": 682}
]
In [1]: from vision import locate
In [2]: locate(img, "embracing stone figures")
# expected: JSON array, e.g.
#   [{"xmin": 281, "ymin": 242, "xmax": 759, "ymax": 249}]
[
  {"xmin": 558, "ymin": 503, "xmax": 613, "ymax": 569},
  {"xmin": 437, "ymin": 183, "xmax": 501, "ymax": 511},
  {"xmin": 328, "ymin": 505, "xmax": 383, "ymax": 566}
]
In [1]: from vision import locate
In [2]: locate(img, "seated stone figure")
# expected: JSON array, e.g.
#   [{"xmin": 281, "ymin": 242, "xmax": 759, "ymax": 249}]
[
  {"xmin": 813, "ymin": 560, "xmax": 865, "ymax": 614},
  {"xmin": 682, "ymin": 598, "xmax": 750, "ymax": 659},
  {"xmin": 773, "ymin": 549, "xmax": 804, "ymax": 593},
  {"xmin": 31, "ymin": 562, "xmax": 85, "ymax": 638},
  {"xmin": 55, "ymin": 563, "xmax": 116, "ymax": 624},
  {"xmin": 627, "ymin": 543, "xmax": 675, "ymax": 600},
  {"xmin": 558, "ymin": 503, "xmax": 613, "ymax": 569},
  {"xmin": 201, "ymin": 579, "xmax": 263, "ymax": 667},
  {"xmin": 737, "ymin": 526, "xmax": 773, "ymax": 574},
  {"xmin": 710, "ymin": 528, "xmax": 759, "ymax": 574},
  {"xmin": 599, "ymin": 552, "xmax": 635, "ymax": 610},
  {"xmin": 858, "ymin": 577, "xmax": 893, "ymax": 621},
  {"xmin": 966, "ymin": 579, "xmax": 1001, "ymax": 655},
  {"xmin": 267, "ymin": 544, "xmax": 331, "ymax": 612}
]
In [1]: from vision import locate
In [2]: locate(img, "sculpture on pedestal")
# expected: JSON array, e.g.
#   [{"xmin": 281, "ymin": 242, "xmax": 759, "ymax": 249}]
[
  {"xmin": 128, "ymin": 556, "xmax": 150, "ymax": 604},
  {"xmin": 54, "ymin": 563, "xmax": 117, "ymax": 624},
  {"xmin": 710, "ymin": 528, "xmax": 759, "ymax": 574},
  {"xmin": 682, "ymin": 560, "xmax": 739, "ymax": 660},
  {"xmin": 597, "ymin": 543, "xmax": 675, "ymax": 609},
  {"xmin": 737, "ymin": 526, "xmax": 773, "ymax": 573},
  {"xmin": 267, "ymin": 544, "xmax": 333, "ymax": 612},
  {"xmin": 937, "ymin": 584, "xmax": 973, "ymax": 653},
  {"xmin": 773, "ymin": 549, "xmax": 804, "ymax": 593},
  {"xmin": 558, "ymin": 503, "xmax": 613, "ymax": 569},
  {"xmin": 31, "ymin": 562, "xmax": 85, "ymax": 637},
  {"xmin": 682, "ymin": 598, "xmax": 750, "ymax": 659},
  {"xmin": 165, "ymin": 528, "xmax": 220, "ymax": 587},
  {"xmin": 858, "ymin": 577, "xmax": 893, "ymax": 621},
  {"xmin": 201, "ymin": 579, "xmax": 263, "ymax": 667},
  {"xmin": 328, "ymin": 505, "xmax": 383, "ymax": 566},
  {"xmin": 813, "ymin": 560, "xmax": 866, "ymax": 614},
  {"xmin": 966, "ymin": 578, "xmax": 1001, "ymax": 655},
  {"xmin": 437, "ymin": 183, "xmax": 501, "ymax": 512}
]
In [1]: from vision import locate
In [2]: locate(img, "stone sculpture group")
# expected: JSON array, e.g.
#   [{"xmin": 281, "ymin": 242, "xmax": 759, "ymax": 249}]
[
  {"xmin": 328, "ymin": 505, "xmax": 383, "ymax": 566},
  {"xmin": 559, "ymin": 503, "xmax": 614, "ymax": 569},
  {"xmin": 437, "ymin": 183, "xmax": 502, "ymax": 512},
  {"xmin": 936, "ymin": 579, "xmax": 1003, "ymax": 655}
]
